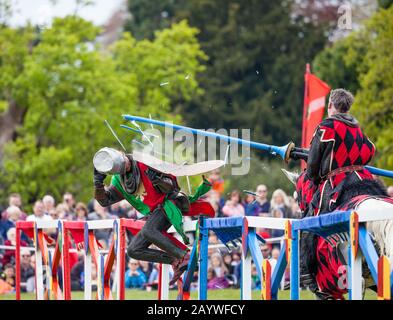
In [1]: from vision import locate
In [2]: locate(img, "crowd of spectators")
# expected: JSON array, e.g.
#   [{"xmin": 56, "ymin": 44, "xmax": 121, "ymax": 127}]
[{"xmin": 1, "ymin": 173, "xmax": 390, "ymax": 295}]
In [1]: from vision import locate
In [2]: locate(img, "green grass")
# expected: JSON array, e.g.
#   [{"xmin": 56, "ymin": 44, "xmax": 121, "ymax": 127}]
[{"xmin": 0, "ymin": 289, "xmax": 378, "ymax": 300}]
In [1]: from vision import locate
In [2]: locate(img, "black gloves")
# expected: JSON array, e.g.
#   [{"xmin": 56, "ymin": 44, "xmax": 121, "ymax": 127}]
[
  {"xmin": 290, "ymin": 147, "xmax": 309, "ymax": 161},
  {"xmin": 94, "ymin": 167, "xmax": 107, "ymax": 187},
  {"xmin": 145, "ymin": 168, "xmax": 178, "ymax": 194},
  {"xmin": 168, "ymin": 191, "xmax": 190, "ymax": 213},
  {"xmin": 146, "ymin": 167, "xmax": 160, "ymax": 182}
]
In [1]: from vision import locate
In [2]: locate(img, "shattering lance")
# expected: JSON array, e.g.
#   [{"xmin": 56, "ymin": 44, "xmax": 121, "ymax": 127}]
[{"xmin": 122, "ymin": 115, "xmax": 393, "ymax": 179}]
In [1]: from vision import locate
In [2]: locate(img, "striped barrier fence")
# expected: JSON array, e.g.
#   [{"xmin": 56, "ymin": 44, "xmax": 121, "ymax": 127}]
[{"xmin": 179, "ymin": 211, "xmax": 393, "ymax": 300}]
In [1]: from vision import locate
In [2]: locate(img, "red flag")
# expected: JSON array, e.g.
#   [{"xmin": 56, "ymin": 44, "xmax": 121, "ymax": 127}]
[{"xmin": 301, "ymin": 64, "xmax": 331, "ymax": 169}]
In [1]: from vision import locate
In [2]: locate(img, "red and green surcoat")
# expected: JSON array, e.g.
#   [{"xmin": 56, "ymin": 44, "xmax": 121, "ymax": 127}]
[{"xmin": 111, "ymin": 162, "xmax": 213, "ymax": 244}]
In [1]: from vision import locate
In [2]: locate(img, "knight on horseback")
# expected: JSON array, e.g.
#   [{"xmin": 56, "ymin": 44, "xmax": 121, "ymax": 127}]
[{"xmin": 294, "ymin": 88, "xmax": 377, "ymax": 298}]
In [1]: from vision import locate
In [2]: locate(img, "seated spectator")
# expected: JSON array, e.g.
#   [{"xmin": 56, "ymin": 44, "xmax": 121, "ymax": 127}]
[
  {"xmin": 74, "ymin": 202, "xmax": 89, "ymax": 221},
  {"xmin": 42, "ymin": 195, "xmax": 56, "ymax": 215},
  {"xmin": 70, "ymin": 253, "xmax": 84, "ymax": 291},
  {"xmin": 0, "ymin": 277, "xmax": 14, "ymax": 294},
  {"xmin": 55, "ymin": 203, "xmax": 69, "ymax": 220},
  {"xmin": 207, "ymin": 268, "xmax": 230, "ymax": 290},
  {"xmin": 1, "ymin": 193, "xmax": 27, "ymax": 221},
  {"xmin": 209, "ymin": 252, "xmax": 228, "ymax": 277},
  {"xmin": 222, "ymin": 190, "xmax": 245, "ymax": 217},
  {"xmin": 0, "ymin": 206, "xmax": 22, "ymax": 240},
  {"xmin": 139, "ymin": 261, "xmax": 152, "ymax": 281},
  {"xmin": 271, "ymin": 247, "xmax": 280, "ymax": 261},
  {"xmin": 63, "ymin": 192, "xmax": 76, "ymax": 215},
  {"xmin": 207, "ymin": 232, "xmax": 219, "ymax": 255},
  {"xmin": 270, "ymin": 189, "xmax": 291, "ymax": 218},
  {"xmin": 26, "ymin": 200, "xmax": 53, "ymax": 222},
  {"xmin": 119, "ymin": 200, "xmax": 140, "ymax": 219},
  {"xmin": 270, "ymin": 189, "xmax": 291, "ymax": 239},
  {"xmin": 1, "ymin": 228, "xmax": 28, "ymax": 266},
  {"xmin": 251, "ymin": 264, "xmax": 261, "ymax": 290},
  {"xmin": 208, "ymin": 169, "xmax": 225, "ymax": 196},
  {"xmin": 1, "ymin": 264, "xmax": 15, "ymax": 289},
  {"xmin": 223, "ymin": 253, "xmax": 234, "ymax": 275},
  {"xmin": 109, "ymin": 202, "xmax": 125, "ymax": 218},
  {"xmin": 289, "ymin": 197, "xmax": 302, "ymax": 219},
  {"xmin": 255, "ymin": 185, "xmax": 271, "ymax": 216},
  {"xmin": 261, "ymin": 243, "xmax": 272, "ymax": 259},
  {"xmin": 243, "ymin": 193, "xmax": 256, "ymax": 216},
  {"xmin": 125, "ymin": 259, "xmax": 147, "ymax": 289},
  {"xmin": 19, "ymin": 249, "xmax": 35, "ymax": 293},
  {"xmin": 205, "ymin": 190, "xmax": 223, "ymax": 217},
  {"xmin": 48, "ymin": 208, "xmax": 58, "ymax": 220}
]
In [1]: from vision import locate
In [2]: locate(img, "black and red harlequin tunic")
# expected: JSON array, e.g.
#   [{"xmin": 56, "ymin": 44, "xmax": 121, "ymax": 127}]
[{"xmin": 305, "ymin": 113, "xmax": 375, "ymax": 215}]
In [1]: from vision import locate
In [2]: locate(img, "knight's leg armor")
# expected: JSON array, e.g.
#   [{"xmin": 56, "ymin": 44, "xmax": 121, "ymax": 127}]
[{"xmin": 127, "ymin": 207, "xmax": 187, "ymax": 264}]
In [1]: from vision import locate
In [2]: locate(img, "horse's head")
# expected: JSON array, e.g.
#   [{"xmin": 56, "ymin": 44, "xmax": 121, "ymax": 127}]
[{"xmin": 281, "ymin": 169, "xmax": 316, "ymax": 213}]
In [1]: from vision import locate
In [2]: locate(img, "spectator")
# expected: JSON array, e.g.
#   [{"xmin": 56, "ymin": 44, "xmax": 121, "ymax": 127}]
[
  {"xmin": 255, "ymin": 185, "xmax": 271, "ymax": 215},
  {"xmin": 42, "ymin": 195, "xmax": 56, "ymax": 214},
  {"xmin": 271, "ymin": 247, "xmax": 280, "ymax": 260},
  {"xmin": 205, "ymin": 190, "xmax": 223, "ymax": 217},
  {"xmin": 223, "ymin": 253, "xmax": 234, "ymax": 275},
  {"xmin": 1, "ymin": 228, "xmax": 28, "ymax": 266},
  {"xmin": 1, "ymin": 193, "xmax": 27, "ymax": 221},
  {"xmin": 26, "ymin": 201, "xmax": 53, "ymax": 222},
  {"xmin": 109, "ymin": 202, "xmax": 124, "ymax": 218},
  {"xmin": 0, "ymin": 264, "xmax": 15, "ymax": 294},
  {"xmin": 48, "ymin": 208, "xmax": 58, "ymax": 220},
  {"xmin": 207, "ymin": 268, "xmax": 230, "ymax": 290},
  {"xmin": 387, "ymin": 186, "xmax": 393, "ymax": 198},
  {"xmin": 261, "ymin": 243, "xmax": 271, "ymax": 259},
  {"xmin": 1, "ymin": 264, "xmax": 15, "ymax": 288},
  {"xmin": 119, "ymin": 200, "xmax": 140, "ymax": 219},
  {"xmin": 244, "ymin": 185, "xmax": 271, "ymax": 216},
  {"xmin": 209, "ymin": 252, "xmax": 228, "ymax": 277},
  {"xmin": 63, "ymin": 192, "xmax": 76, "ymax": 215},
  {"xmin": 88, "ymin": 201, "xmax": 116, "ymax": 246},
  {"xmin": 208, "ymin": 169, "xmax": 225, "ymax": 196},
  {"xmin": 251, "ymin": 264, "xmax": 261, "ymax": 290},
  {"xmin": 125, "ymin": 259, "xmax": 147, "ymax": 289},
  {"xmin": 19, "ymin": 249, "xmax": 35, "ymax": 293},
  {"xmin": 55, "ymin": 203, "xmax": 69, "ymax": 220},
  {"xmin": 0, "ymin": 206, "xmax": 22, "ymax": 240},
  {"xmin": 243, "ymin": 193, "xmax": 256, "ymax": 216},
  {"xmin": 270, "ymin": 189, "xmax": 291, "ymax": 218},
  {"xmin": 289, "ymin": 197, "xmax": 302, "ymax": 219},
  {"xmin": 70, "ymin": 253, "xmax": 84, "ymax": 291},
  {"xmin": 222, "ymin": 190, "xmax": 245, "ymax": 217},
  {"xmin": 139, "ymin": 261, "xmax": 152, "ymax": 281},
  {"xmin": 74, "ymin": 202, "xmax": 89, "ymax": 221}
]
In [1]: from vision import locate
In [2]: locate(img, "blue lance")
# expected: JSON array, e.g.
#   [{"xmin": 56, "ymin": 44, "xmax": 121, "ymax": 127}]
[{"xmin": 122, "ymin": 115, "xmax": 393, "ymax": 179}]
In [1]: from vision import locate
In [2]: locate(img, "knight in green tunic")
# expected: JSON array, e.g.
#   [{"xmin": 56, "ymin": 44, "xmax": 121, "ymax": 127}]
[{"xmin": 94, "ymin": 153, "xmax": 212, "ymax": 284}]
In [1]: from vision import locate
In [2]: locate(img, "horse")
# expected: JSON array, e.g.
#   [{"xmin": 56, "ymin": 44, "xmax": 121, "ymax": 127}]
[{"xmin": 282, "ymin": 169, "xmax": 393, "ymax": 299}]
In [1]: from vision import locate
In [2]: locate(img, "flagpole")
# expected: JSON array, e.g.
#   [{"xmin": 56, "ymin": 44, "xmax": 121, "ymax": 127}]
[{"xmin": 301, "ymin": 63, "xmax": 311, "ymax": 170}]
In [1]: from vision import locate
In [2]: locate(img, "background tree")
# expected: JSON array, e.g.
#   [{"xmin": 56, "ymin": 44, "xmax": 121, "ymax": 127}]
[
  {"xmin": 126, "ymin": 0, "xmax": 337, "ymax": 148},
  {"xmin": 313, "ymin": 5, "xmax": 393, "ymax": 179},
  {"xmin": 0, "ymin": 16, "xmax": 206, "ymax": 206},
  {"xmin": 348, "ymin": 6, "xmax": 393, "ymax": 173}
]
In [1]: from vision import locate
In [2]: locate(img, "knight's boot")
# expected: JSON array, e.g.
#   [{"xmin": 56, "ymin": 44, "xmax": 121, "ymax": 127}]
[
  {"xmin": 315, "ymin": 291, "xmax": 335, "ymax": 300},
  {"xmin": 170, "ymin": 251, "xmax": 191, "ymax": 285}
]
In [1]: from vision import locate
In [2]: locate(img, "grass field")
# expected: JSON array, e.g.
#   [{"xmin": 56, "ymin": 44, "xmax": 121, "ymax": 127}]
[{"xmin": 0, "ymin": 288, "xmax": 377, "ymax": 300}]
